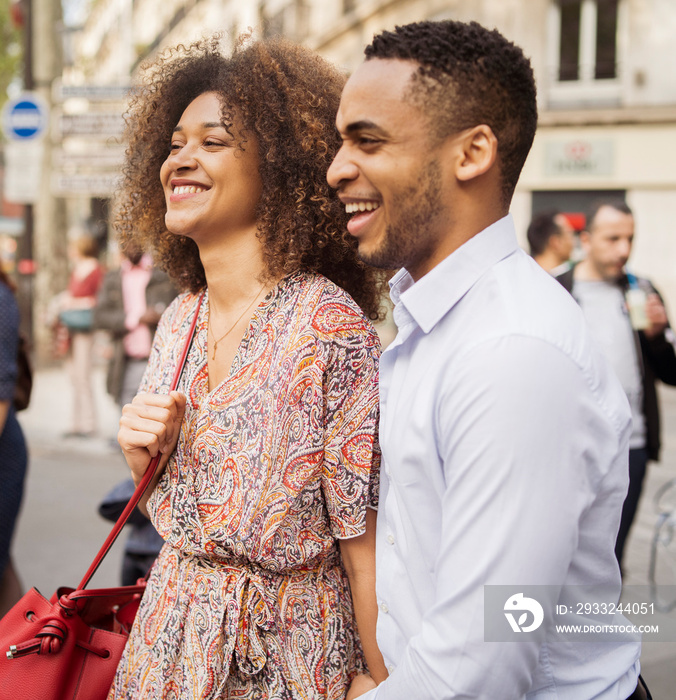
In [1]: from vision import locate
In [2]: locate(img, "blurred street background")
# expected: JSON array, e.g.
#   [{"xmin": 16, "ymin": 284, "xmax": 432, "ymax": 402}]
[
  {"xmin": 2, "ymin": 0, "xmax": 676, "ymax": 694},
  {"xmin": 1, "ymin": 0, "xmax": 676, "ymax": 364}
]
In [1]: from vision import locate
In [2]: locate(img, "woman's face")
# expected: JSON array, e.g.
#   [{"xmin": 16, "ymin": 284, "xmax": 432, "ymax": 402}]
[{"xmin": 159, "ymin": 91, "xmax": 262, "ymax": 241}]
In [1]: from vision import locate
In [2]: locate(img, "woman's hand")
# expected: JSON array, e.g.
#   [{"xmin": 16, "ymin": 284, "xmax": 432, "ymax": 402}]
[
  {"xmin": 118, "ymin": 391, "xmax": 187, "ymax": 490},
  {"xmin": 346, "ymin": 674, "xmax": 377, "ymax": 699}
]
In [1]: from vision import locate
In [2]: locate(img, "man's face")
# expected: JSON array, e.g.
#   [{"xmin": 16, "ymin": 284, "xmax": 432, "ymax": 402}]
[
  {"xmin": 582, "ymin": 206, "xmax": 635, "ymax": 281},
  {"xmin": 327, "ymin": 59, "xmax": 452, "ymax": 280}
]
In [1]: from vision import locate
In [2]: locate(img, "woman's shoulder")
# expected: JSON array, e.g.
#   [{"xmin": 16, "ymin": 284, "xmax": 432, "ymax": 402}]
[
  {"xmin": 155, "ymin": 290, "xmax": 203, "ymax": 338},
  {"xmin": 285, "ymin": 271, "xmax": 380, "ymax": 346}
]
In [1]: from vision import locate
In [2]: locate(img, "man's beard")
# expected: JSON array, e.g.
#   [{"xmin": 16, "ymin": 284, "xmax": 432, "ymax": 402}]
[{"xmin": 359, "ymin": 159, "xmax": 445, "ymax": 273}]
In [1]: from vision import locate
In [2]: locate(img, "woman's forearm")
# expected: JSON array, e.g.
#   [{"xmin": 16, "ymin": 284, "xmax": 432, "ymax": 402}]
[{"xmin": 339, "ymin": 508, "xmax": 388, "ymax": 684}]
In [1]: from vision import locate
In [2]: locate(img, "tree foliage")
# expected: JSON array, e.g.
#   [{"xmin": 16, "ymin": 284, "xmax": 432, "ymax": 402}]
[{"xmin": 0, "ymin": 0, "xmax": 23, "ymax": 113}]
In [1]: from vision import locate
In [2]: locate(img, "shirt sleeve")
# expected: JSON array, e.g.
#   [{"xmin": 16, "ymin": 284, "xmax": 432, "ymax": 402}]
[
  {"xmin": 364, "ymin": 334, "xmax": 629, "ymax": 699},
  {"xmin": 319, "ymin": 307, "xmax": 381, "ymax": 540},
  {"xmin": 0, "ymin": 285, "xmax": 20, "ymax": 401}
]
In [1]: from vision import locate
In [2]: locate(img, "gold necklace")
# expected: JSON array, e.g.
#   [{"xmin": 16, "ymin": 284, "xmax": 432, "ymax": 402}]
[{"xmin": 209, "ymin": 283, "xmax": 266, "ymax": 360}]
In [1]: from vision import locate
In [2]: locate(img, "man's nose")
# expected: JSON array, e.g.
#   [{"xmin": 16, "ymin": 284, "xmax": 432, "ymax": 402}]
[
  {"xmin": 618, "ymin": 238, "xmax": 632, "ymax": 260},
  {"xmin": 327, "ymin": 145, "xmax": 359, "ymax": 188}
]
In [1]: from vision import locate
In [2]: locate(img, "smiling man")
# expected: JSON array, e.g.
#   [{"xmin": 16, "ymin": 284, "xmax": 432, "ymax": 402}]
[{"xmin": 328, "ymin": 20, "xmax": 648, "ymax": 700}]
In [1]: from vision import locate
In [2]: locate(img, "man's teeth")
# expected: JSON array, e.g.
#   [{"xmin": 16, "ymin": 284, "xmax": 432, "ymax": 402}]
[
  {"xmin": 345, "ymin": 201, "xmax": 379, "ymax": 214},
  {"xmin": 173, "ymin": 185, "xmax": 206, "ymax": 195}
]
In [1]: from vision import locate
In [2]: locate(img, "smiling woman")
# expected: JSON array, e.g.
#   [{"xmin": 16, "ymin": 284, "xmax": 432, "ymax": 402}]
[{"xmin": 107, "ymin": 35, "xmax": 387, "ymax": 700}]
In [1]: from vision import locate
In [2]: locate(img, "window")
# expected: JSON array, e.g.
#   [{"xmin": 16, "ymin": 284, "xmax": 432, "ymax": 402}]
[
  {"xmin": 548, "ymin": 0, "xmax": 621, "ymax": 106},
  {"xmin": 556, "ymin": 0, "xmax": 618, "ymax": 82},
  {"xmin": 595, "ymin": 0, "xmax": 618, "ymax": 79},
  {"xmin": 559, "ymin": 1, "xmax": 581, "ymax": 81}
]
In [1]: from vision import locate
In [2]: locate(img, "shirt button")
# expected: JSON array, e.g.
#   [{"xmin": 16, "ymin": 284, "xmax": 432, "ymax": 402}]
[
  {"xmin": 387, "ymin": 665, "xmax": 395, "ymax": 674},
  {"xmin": 387, "ymin": 534, "xmax": 395, "ymax": 545},
  {"xmin": 380, "ymin": 602, "xmax": 389, "ymax": 614}
]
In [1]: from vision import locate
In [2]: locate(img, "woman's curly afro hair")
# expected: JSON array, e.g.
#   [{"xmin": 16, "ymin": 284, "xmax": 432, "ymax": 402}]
[{"xmin": 115, "ymin": 35, "xmax": 386, "ymax": 320}]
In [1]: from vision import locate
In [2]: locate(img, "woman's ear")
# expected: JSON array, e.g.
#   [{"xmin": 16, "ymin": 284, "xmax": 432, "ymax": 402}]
[{"xmin": 454, "ymin": 124, "xmax": 498, "ymax": 182}]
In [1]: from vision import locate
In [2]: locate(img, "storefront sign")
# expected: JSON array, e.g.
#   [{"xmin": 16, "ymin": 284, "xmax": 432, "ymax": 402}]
[{"xmin": 545, "ymin": 140, "xmax": 614, "ymax": 177}]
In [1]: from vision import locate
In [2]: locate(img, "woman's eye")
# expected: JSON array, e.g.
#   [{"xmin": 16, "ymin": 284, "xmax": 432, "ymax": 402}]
[
  {"xmin": 204, "ymin": 138, "xmax": 228, "ymax": 148},
  {"xmin": 169, "ymin": 142, "xmax": 182, "ymax": 152}
]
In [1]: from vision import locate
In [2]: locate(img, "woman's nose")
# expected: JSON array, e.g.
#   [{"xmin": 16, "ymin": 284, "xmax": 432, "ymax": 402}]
[{"xmin": 166, "ymin": 143, "xmax": 198, "ymax": 171}]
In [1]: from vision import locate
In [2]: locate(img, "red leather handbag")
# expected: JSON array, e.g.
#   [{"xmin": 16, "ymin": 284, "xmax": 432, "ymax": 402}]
[{"xmin": 0, "ymin": 294, "xmax": 203, "ymax": 700}]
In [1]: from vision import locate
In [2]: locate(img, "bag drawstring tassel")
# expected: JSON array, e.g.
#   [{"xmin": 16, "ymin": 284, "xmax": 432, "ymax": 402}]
[{"xmin": 6, "ymin": 617, "xmax": 109, "ymax": 660}]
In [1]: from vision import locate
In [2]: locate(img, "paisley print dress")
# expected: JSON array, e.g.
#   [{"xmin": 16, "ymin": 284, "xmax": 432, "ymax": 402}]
[{"xmin": 108, "ymin": 272, "xmax": 381, "ymax": 699}]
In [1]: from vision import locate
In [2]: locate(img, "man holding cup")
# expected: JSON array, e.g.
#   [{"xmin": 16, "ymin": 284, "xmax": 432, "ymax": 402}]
[{"xmin": 556, "ymin": 200, "xmax": 676, "ymax": 569}]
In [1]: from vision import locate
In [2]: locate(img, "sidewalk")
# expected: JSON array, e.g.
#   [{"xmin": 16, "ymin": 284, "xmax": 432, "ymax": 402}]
[
  {"xmin": 620, "ymin": 385, "xmax": 676, "ymax": 694},
  {"xmin": 12, "ymin": 366, "xmax": 676, "ymax": 693},
  {"xmin": 13, "ymin": 365, "xmax": 129, "ymax": 592}
]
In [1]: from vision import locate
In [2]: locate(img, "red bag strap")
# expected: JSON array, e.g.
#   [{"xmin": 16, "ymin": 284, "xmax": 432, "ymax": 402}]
[{"xmin": 77, "ymin": 293, "xmax": 204, "ymax": 590}]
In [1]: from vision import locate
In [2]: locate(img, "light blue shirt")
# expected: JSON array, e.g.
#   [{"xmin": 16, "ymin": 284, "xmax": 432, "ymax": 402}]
[{"xmin": 363, "ymin": 215, "xmax": 641, "ymax": 699}]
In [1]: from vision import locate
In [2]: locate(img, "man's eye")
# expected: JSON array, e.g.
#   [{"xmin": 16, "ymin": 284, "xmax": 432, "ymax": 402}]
[
  {"xmin": 169, "ymin": 143, "xmax": 182, "ymax": 152},
  {"xmin": 359, "ymin": 137, "xmax": 380, "ymax": 146}
]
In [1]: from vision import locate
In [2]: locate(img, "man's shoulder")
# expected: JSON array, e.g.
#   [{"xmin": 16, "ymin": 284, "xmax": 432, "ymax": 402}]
[
  {"xmin": 553, "ymin": 264, "xmax": 575, "ymax": 293},
  {"xmin": 455, "ymin": 253, "xmax": 607, "ymax": 382}
]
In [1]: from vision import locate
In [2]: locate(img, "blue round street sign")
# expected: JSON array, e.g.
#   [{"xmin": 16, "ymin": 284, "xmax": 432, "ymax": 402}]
[{"xmin": 2, "ymin": 93, "xmax": 49, "ymax": 140}]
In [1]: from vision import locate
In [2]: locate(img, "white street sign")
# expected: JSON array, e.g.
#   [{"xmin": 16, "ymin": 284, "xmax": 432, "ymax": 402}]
[
  {"xmin": 53, "ymin": 82, "xmax": 133, "ymax": 102},
  {"xmin": 3, "ymin": 140, "xmax": 44, "ymax": 203},
  {"xmin": 53, "ymin": 149, "xmax": 125, "ymax": 169},
  {"xmin": 52, "ymin": 172, "xmax": 121, "ymax": 196},
  {"xmin": 58, "ymin": 112, "xmax": 125, "ymax": 137}
]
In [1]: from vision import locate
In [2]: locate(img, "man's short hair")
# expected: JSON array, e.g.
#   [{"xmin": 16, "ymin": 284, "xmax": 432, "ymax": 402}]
[
  {"xmin": 527, "ymin": 210, "xmax": 563, "ymax": 257},
  {"xmin": 586, "ymin": 200, "xmax": 633, "ymax": 231},
  {"xmin": 365, "ymin": 20, "xmax": 538, "ymax": 205}
]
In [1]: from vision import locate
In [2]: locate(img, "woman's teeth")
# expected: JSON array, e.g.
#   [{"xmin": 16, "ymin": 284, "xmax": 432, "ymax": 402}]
[{"xmin": 173, "ymin": 185, "xmax": 206, "ymax": 195}]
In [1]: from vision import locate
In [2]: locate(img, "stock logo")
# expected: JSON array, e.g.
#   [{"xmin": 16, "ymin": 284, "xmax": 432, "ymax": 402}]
[{"xmin": 504, "ymin": 593, "xmax": 544, "ymax": 633}]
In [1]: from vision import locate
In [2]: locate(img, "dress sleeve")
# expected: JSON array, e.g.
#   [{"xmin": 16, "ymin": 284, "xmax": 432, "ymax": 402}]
[
  {"xmin": 0, "ymin": 285, "xmax": 19, "ymax": 401},
  {"xmin": 320, "ymin": 309, "xmax": 381, "ymax": 540}
]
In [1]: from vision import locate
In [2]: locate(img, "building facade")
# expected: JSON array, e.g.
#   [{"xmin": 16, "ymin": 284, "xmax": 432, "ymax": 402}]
[{"xmin": 65, "ymin": 0, "xmax": 676, "ymax": 303}]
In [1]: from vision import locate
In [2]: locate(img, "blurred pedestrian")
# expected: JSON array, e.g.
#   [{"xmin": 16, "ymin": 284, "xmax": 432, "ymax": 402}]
[
  {"xmin": 328, "ymin": 20, "xmax": 647, "ymax": 700},
  {"xmin": 527, "ymin": 209, "xmax": 576, "ymax": 273},
  {"xmin": 94, "ymin": 242, "xmax": 177, "ymax": 585},
  {"xmin": 556, "ymin": 201, "xmax": 676, "ymax": 570},
  {"xmin": 59, "ymin": 235, "xmax": 104, "ymax": 438},
  {"xmin": 0, "ymin": 269, "xmax": 28, "ymax": 617},
  {"xmin": 94, "ymin": 242, "xmax": 177, "ymax": 408},
  {"xmin": 108, "ymin": 35, "xmax": 386, "ymax": 699}
]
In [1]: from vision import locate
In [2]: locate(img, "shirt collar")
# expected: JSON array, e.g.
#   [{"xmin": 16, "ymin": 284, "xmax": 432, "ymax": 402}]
[{"xmin": 391, "ymin": 214, "xmax": 519, "ymax": 334}]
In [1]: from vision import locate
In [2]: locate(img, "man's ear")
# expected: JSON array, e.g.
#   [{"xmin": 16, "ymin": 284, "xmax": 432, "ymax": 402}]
[
  {"xmin": 579, "ymin": 230, "xmax": 591, "ymax": 253},
  {"xmin": 453, "ymin": 124, "xmax": 498, "ymax": 182}
]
